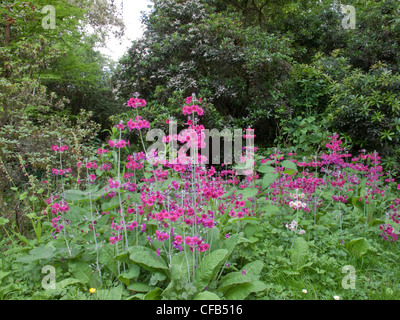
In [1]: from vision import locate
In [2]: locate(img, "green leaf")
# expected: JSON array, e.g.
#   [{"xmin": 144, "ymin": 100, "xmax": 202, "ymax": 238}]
[
  {"xmin": 101, "ymin": 195, "xmax": 123, "ymax": 212},
  {"xmin": 64, "ymin": 189, "xmax": 90, "ymax": 202},
  {"xmin": 346, "ymin": 237, "xmax": 371, "ymax": 258},
  {"xmin": 97, "ymin": 285, "xmax": 123, "ymax": 300},
  {"xmin": 0, "ymin": 271, "xmax": 11, "ymax": 282},
  {"xmin": 130, "ymin": 251, "xmax": 168, "ymax": 272},
  {"xmin": 69, "ymin": 262, "xmax": 92, "ymax": 284},
  {"xmin": 257, "ymin": 164, "xmax": 275, "ymax": 174},
  {"xmin": 240, "ymin": 187, "xmax": 258, "ymax": 200},
  {"xmin": 259, "ymin": 204, "xmax": 279, "ymax": 215},
  {"xmin": 160, "ymin": 280, "xmax": 176, "ymax": 299},
  {"xmin": 280, "ymin": 160, "xmax": 297, "ymax": 170},
  {"xmin": 0, "ymin": 217, "xmax": 9, "ymax": 226},
  {"xmin": 126, "ymin": 293, "xmax": 145, "ymax": 300},
  {"xmin": 58, "ymin": 278, "xmax": 80, "ymax": 289},
  {"xmin": 19, "ymin": 192, "xmax": 28, "ymax": 200},
  {"xmin": 208, "ymin": 227, "xmax": 221, "ymax": 252},
  {"xmin": 261, "ymin": 172, "xmax": 278, "ymax": 190},
  {"xmin": 15, "ymin": 243, "xmax": 55, "ymax": 263},
  {"xmin": 194, "ymin": 249, "xmax": 229, "ymax": 291},
  {"xmin": 99, "ymin": 243, "xmax": 118, "ymax": 276},
  {"xmin": 283, "ymin": 168, "xmax": 296, "ymax": 175},
  {"xmin": 290, "ymin": 237, "xmax": 309, "ymax": 270},
  {"xmin": 193, "ymin": 291, "xmax": 221, "ymax": 300},
  {"xmin": 223, "ymin": 280, "xmax": 267, "ymax": 300},
  {"xmin": 224, "ymin": 234, "xmax": 239, "ymax": 257},
  {"xmin": 150, "ymin": 271, "xmax": 167, "ymax": 285},
  {"xmin": 368, "ymin": 219, "xmax": 385, "ymax": 227},
  {"xmin": 169, "ymin": 253, "xmax": 192, "ymax": 282},
  {"xmin": 118, "ymin": 265, "xmax": 140, "ymax": 286},
  {"xmin": 127, "ymin": 282, "xmax": 151, "ymax": 292},
  {"xmin": 218, "ymin": 273, "xmax": 255, "ymax": 292},
  {"xmin": 144, "ymin": 287, "xmax": 162, "ymax": 300},
  {"xmin": 242, "ymin": 260, "xmax": 264, "ymax": 276}
]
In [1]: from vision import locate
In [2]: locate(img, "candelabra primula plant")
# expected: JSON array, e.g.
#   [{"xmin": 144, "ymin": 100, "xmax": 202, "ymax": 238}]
[{"xmin": 40, "ymin": 94, "xmax": 400, "ymax": 299}]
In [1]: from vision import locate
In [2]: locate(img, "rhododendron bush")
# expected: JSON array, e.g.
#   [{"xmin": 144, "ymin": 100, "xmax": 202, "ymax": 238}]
[{"xmin": 1, "ymin": 93, "xmax": 400, "ymax": 300}]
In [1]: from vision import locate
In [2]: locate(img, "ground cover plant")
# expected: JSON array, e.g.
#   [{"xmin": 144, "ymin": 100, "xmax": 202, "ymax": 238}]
[{"xmin": 1, "ymin": 94, "xmax": 399, "ymax": 300}]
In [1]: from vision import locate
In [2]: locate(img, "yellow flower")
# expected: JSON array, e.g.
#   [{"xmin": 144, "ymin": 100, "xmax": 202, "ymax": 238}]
[{"xmin": 89, "ymin": 288, "xmax": 96, "ymax": 294}]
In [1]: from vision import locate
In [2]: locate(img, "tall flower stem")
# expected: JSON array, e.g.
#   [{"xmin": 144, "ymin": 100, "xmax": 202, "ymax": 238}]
[
  {"xmin": 117, "ymin": 125, "xmax": 129, "ymax": 251},
  {"xmin": 58, "ymin": 138, "xmax": 72, "ymax": 257},
  {"xmin": 87, "ymin": 174, "xmax": 102, "ymax": 282}
]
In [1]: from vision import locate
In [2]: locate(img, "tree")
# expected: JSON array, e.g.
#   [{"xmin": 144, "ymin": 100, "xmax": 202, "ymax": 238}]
[
  {"xmin": 113, "ymin": 0, "xmax": 293, "ymax": 144},
  {"xmin": 0, "ymin": 0, "xmax": 124, "ymax": 229}
]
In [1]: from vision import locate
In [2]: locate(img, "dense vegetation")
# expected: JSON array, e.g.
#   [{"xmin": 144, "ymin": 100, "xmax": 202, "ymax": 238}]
[{"xmin": 0, "ymin": 0, "xmax": 399, "ymax": 300}]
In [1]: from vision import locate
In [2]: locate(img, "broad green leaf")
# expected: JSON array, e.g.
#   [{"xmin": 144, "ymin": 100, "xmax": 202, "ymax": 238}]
[
  {"xmin": 97, "ymin": 285, "xmax": 123, "ymax": 300},
  {"xmin": 160, "ymin": 280, "xmax": 175, "ymax": 299},
  {"xmin": 193, "ymin": 291, "xmax": 221, "ymax": 300},
  {"xmin": 150, "ymin": 271, "xmax": 167, "ymax": 285},
  {"xmin": 283, "ymin": 168, "xmax": 296, "ymax": 175},
  {"xmin": 127, "ymin": 282, "xmax": 151, "ymax": 292},
  {"xmin": 144, "ymin": 287, "xmax": 162, "ymax": 300},
  {"xmin": 261, "ymin": 172, "xmax": 278, "ymax": 190},
  {"xmin": 64, "ymin": 189, "xmax": 90, "ymax": 202},
  {"xmin": 290, "ymin": 237, "xmax": 309, "ymax": 270},
  {"xmin": 257, "ymin": 164, "xmax": 275, "ymax": 174},
  {"xmin": 194, "ymin": 249, "xmax": 229, "ymax": 291},
  {"xmin": 58, "ymin": 278, "xmax": 80, "ymax": 289},
  {"xmin": 115, "ymin": 252, "xmax": 130, "ymax": 264},
  {"xmin": 169, "ymin": 254, "xmax": 192, "ymax": 282},
  {"xmin": 15, "ymin": 243, "xmax": 55, "ymax": 263},
  {"xmin": 99, "ymin": 243, "xmax": 118, "ymax": 276},
  {"xmin": 223, "ymin": 280, "xmax": 267, "ymax": 300},
  {"xmin": 118, "ymin": 265, "xmax": 140, "ymax": 286},
  {"xmin": 128, "ymin": 245, "xmax": 155, "ymax": 255},
  {"xmin": 280, "ymin": 160, "xmax": 297, "ymax": 170},
  {"xmin": 101, "ymin": 195, "xmax": 122, "ymax": 212},
  {"xmin": 0, "ymin": 271, "xmax": 11, "ymax": 282},
  {"xmin": 242, "ymin": 260, "xmax": 264, "ymax": 276},
  {"xmin": 218, "ymin": 272, "xmax": 255, "ymax": 292},
  {"xmin": 126, "ymin": 293, "xmax": 145, "ymax": 300},
  {"xmin": 130, "ymin": 251, "xmax": 168, "ymax": 272},
  {"xmin": 259, "ymin": 204, "xmax": 279, "ymax": 215},
  {"xmin": 240, "ymin": 187, "xmax": 258, "ymax": 200},
  {"xmin": 69, "ymin": 262, "xmax": 92, "ymax": 284},
  {"xmin": 368, "ymin": 219, "xmax": 385, "ymax": 227},
  {"xmin": 224, "ymin": 234, "xmax": 239, "ymax": 257},
  {"xmin": 208, "ymin": 227, "xmax": 221, "ymax": 252},
  {"xmin": 346, "ymin": 237, "xmax": 371, "ymax": 258}
]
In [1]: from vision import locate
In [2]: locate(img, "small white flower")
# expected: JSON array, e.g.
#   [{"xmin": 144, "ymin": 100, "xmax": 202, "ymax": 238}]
[
  {"xmin": 302, "ymin": 289, "xmax": 307, "ymax": 294},
  {"xmin": 334, "ymin": 295, "xmax": 340, "ymax": 300}
]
